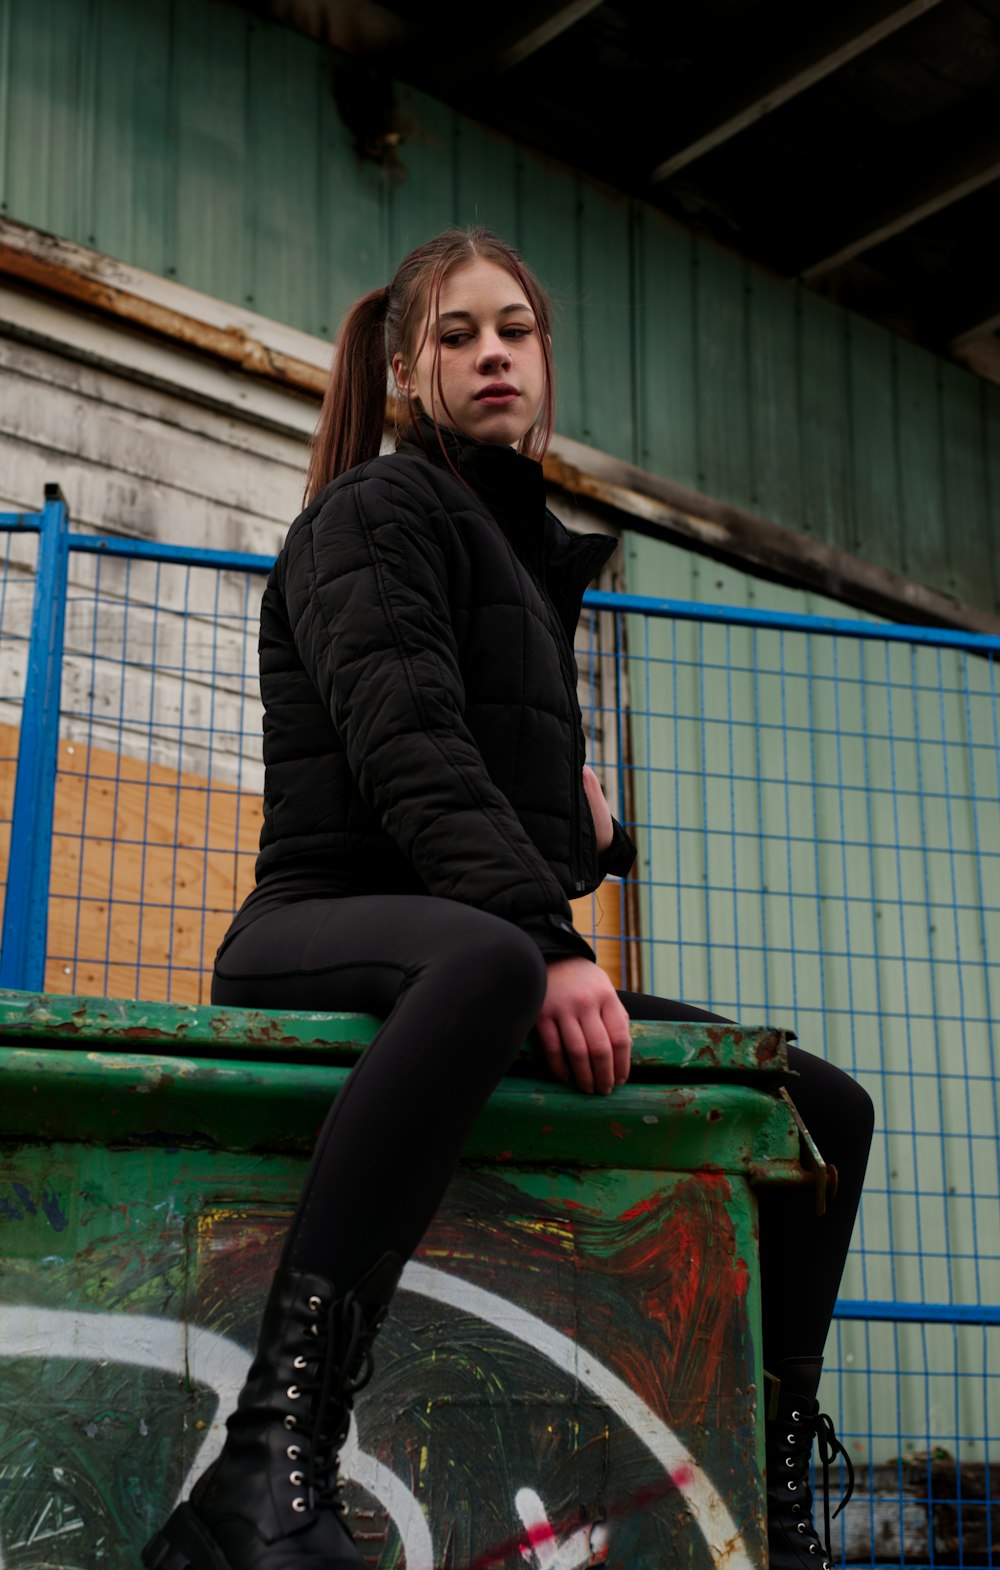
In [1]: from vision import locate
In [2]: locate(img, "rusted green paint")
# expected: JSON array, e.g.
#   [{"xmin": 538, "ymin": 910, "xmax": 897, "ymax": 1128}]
[
  {"xmin": 0, "ymin": 1043, "xmax": 806, "ymax": 1175},
  {"xmin": 0, "ymin": 991, "xmax": 807, "ymax": 1178},
  {"xmin": 0, "ymin": 989, "xmax": 794, "ymax": 1076}
]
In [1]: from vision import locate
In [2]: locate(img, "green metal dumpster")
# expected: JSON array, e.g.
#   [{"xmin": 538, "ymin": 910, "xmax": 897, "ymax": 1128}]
[{"xmin": 0, "ymin": 990, "xmax": 819, "ymax": 1570}]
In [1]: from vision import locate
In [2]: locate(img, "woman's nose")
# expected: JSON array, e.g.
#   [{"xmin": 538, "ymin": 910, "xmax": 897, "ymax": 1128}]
[{"xmin": 477, "ymin": 335, "xmax": 511, "ymax": 371}]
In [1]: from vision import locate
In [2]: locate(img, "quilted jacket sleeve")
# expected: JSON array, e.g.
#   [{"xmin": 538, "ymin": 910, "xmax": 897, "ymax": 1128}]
[
  {"xmin": 598, "ymin": 817, "xmax": 638, "ymax": 880},
  {"xmin": 283, "ymin": 469, "xmax": 596, "ymax": 965}
]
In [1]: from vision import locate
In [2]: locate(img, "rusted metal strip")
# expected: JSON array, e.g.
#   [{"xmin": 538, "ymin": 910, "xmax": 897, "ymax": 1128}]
[{"xmin": 0, "ymin": 220, "xmax": 327, "ymax": 396}]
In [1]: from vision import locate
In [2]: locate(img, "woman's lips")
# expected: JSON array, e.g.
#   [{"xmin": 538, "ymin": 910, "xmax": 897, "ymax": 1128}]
[{"xmin": 474, "ymin": 385, "xmax": 519, "ymax": 405}]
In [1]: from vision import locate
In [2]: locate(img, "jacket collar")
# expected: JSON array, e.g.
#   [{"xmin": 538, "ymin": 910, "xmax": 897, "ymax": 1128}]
[{"xmin": 396, "ymin": 419, "xmax": 617, "ymax": 638}]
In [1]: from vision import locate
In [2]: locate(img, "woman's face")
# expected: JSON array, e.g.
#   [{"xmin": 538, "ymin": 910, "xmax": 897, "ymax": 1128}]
[{"xmin": 392, "ymin": 258, "xmax": 547, "ymax": 447}]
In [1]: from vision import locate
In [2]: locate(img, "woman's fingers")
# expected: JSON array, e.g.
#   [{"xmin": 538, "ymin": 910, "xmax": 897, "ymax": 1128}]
[
  {"xmin": 560, "ymin": 1014, "xmax": 597, "ymax": 1095},
  {"xmin": 536, "ymin": 956, "xmax": 631, "ymax": 1096},
  {"xmin": 604, "ymin": 997, "xmax": 633, "ymax": 1086},
  {"xmin": 535, "ymin": 1014, "xmax": 570, "ymax": 1083}
]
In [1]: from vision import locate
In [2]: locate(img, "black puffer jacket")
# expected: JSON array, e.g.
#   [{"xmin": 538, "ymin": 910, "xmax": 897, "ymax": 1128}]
[{"xmin": 227, "ymin": 422, "xmax": 637, "ymax": 965}]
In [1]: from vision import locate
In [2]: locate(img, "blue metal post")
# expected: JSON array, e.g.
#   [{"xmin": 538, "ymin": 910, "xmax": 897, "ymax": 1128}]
[{"xmin": 0, "ymin": 486, "xmax": 71, "ymax": 989}]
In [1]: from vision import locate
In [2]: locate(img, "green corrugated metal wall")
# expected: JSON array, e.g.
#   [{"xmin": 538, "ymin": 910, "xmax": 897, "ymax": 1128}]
[
  {"xmin": 1, "ymin": 0, "xmax": 998, "ymax": 615},
  {"xmin": 624, "ymin": 531, "xmax": 1000, "ymax": 1464}
]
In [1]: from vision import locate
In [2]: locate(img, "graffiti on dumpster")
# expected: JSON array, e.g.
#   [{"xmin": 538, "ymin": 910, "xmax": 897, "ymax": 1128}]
[
  {"xmin": 0, "ymin": 1163, "xmax": 760, "ymax": 1568},
  {"xmin": 0, "ymin": 1260, "xmax": 753, "ymax": 1570}
]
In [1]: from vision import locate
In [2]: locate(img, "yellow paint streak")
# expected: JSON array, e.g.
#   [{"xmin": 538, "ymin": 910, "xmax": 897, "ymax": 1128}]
[
  {"xmin": 196, "ymin": 1208, "xmax": 248, "ymax": 1237},
  {"xmin": 512, "ymin": 1217, "xmax": 575, "ymax": 1252}
]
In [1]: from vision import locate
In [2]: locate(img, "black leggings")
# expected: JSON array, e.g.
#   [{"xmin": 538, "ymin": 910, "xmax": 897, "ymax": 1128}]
[{"xmin": 212, "ymin": 894, "xmax": 873, "ymax": 1367}]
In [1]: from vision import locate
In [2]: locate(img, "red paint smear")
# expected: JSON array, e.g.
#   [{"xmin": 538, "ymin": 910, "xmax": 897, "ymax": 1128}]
[
  {"xmin": 525, "ymin": 1520, "xmax": 556, "ymax": 1548},
  {"xmin": 609, "ymin": 1121, "xmax": 626, "ymax": 1139},
  {"xmin": 619, "ymin": 1196, "xmax": 660, "ymax": 1219},
  {"xmin": 601, "ymin": 1171, "xmax": 751, "ymax": 1428},
  {"xmin": 463, "ymin": 1473, "xmax": 682, "ymax": 1570}
]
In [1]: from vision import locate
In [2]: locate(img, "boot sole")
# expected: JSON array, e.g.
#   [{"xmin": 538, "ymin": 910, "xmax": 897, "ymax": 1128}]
[{"xmin": 142, "ymin": 1504, "xmax": 233, "ymax": 1570}]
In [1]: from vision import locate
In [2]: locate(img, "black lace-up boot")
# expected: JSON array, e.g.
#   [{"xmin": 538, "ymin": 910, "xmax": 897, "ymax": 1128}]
[
  {"xmin": 142, "ymin": 1252, "xmax": 403, "ymax": 1570},
  {"xmin": 765, "ymin": 1356, "xmax": 855, "ymax": 1570}
]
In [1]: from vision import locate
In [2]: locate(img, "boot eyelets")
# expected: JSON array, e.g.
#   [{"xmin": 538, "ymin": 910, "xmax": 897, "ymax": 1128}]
[
  {"xmin": 292, "ymin": 1498, "xmax": 307, "ymax": 1513},
  {"xmin": 791, "ymin": 1409, "xmax": 802, "ymax": 1421},
  {"xmin": 797, "ymin": 1523, "xmax": 807, "ymax": 1533},
  {"xmin": 785, "ymin": 1457, "xmax": 796, "ymax": 1468},
  {"xmin": 287, "ymin": 1445, "xmax": 301, "ymax": 1460},
  {"xmin": 787, "ymin": 1433, "xmax": 796, "ymax": 1444},
  {"xmin": 284, "ymin": 1415, "xmax": 296, "ymax": 1430},
  {"xmin": 808, "ymin": 1545, "xmax": 817, "ymax": 1555},
  {"xmin": 293, "ymin": 1356, "xmax": 307, "ymax": 1369},
  {"xmin": 786, "ymin": 1481, "xmax": 798, "ymax": 1492},
  {"xmin": 289, "ymin": 1471, "xmax": 304, "ymax": 1486},
  {"xmin": 308, "ymin": 1295, "xmax": 322, "ymax": 1311},
  {"xmin": 287, "ymin": 1385, "xmax": 301, "ymax": 1400}
]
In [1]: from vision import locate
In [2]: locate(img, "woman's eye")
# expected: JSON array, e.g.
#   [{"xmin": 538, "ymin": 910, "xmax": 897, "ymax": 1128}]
[
  {"xmin": 440, "ymin": 332, "xmax": 470, "ymax": 347},
  {"xmin": 503, "ymin": 326, "xmax": 533, "ymax": 339}
]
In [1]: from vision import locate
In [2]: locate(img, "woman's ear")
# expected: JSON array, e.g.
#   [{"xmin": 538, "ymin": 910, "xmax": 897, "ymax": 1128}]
[{"xmin": 391, "ymin": 351, "xmax": 408, "ymax": 394}]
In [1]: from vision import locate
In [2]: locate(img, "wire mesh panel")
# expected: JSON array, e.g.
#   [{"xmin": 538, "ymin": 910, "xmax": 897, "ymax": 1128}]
[
  {"xmin": 48, "ymin": 545, "xmax": 266, "ymax": 1002},
  {"xmin": 2, "ymin": 494, "xmax": 999, "ymax": 1563},
  {"xmin": 623, "ymin": 599, "xmax": 999, "ymax": 1564}
]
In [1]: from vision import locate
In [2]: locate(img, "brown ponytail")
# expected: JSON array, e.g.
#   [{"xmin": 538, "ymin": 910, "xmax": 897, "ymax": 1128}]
[
  {"xmin": 304, "ymin": 287, "xmax": 389, "ymax": 505},
  {"xmin": 304, "ymin": 229, "xmax": 556, "ymax": 506}
]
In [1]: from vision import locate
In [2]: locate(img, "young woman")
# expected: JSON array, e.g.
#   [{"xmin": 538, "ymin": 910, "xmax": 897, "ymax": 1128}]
[{"xmin": 142, "ymin": 228, "xmax": 873, "ymax": 1570}]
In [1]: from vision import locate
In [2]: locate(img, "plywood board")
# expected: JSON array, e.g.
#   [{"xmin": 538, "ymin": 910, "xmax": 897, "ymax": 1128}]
[{"xmin": 0, "ymin": 725, "xmax": 628, "ymax": 1004}]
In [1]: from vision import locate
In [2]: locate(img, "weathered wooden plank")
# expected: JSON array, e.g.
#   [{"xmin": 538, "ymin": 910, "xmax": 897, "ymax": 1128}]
[{"xmin": 0, "ymin": 359, "xmax": 303, "ymax": 525}]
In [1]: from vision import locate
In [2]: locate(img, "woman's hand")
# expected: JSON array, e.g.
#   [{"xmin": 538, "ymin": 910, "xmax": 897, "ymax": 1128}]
[
  {"xmin": 582, "ymin": 764, "xmax": 614, "ymax": 854},
  {"xmin": 534, "ymin": 956, "xmax": 633, "ymax": 1094}
]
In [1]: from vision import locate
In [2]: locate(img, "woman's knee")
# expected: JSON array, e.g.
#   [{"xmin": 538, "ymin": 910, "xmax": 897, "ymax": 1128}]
[
  {"xmin": 789, "ymin": 1047, "xmax": 875, "ymax": 1137},
  {"xmin": 425, "ymin": 912, "xmax": 548, "ymax": 1021}
]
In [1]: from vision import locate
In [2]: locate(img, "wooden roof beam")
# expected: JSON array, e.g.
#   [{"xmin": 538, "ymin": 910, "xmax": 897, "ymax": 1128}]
[
  {"xmin": 801, "ymin": 123, "xmax": 1000, "ymax": 279},
  {"xmin": 949, "ymin": 296, "xmax": 1000, "ymax": 351},
  {"xmin": 429, "ymin": 1, "xmax": 604, "ymax": 88},
  {"xmin": 648, "ymin": 0, "xmax": 944, "ymax": 185}
]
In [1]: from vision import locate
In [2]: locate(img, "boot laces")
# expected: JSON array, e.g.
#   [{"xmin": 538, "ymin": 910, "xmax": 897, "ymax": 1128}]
[
  {"xmin": 297, "ymin": 1291, "xmax": 386, "ymax": 1518},
  {"xmin": 771, "ymin": 1400, "xmax": 855, "ymax": 1568},
  {"xmin": 814, "ymin": 1409, "xmax": 856, "ymax": 1559}
]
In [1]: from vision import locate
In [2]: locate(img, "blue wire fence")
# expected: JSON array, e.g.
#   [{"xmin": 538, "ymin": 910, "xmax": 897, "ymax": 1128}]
[{"xmin": 0, "ymin": 492, "xmax": 997, "ymax": 1565}]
